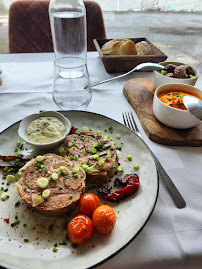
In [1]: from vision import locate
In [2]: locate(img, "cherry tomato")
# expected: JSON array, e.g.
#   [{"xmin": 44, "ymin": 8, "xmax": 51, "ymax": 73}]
[
  {"xmin": 67, "ymin": 214, "xmax": 94, "ymax": 244},
  {"xmin": 92, "ymin": 205, "xmax": 116, "ymax": 235},
  {"xmin": 79, "ymin": 193, "xmax": 101, "ymax": 217}
]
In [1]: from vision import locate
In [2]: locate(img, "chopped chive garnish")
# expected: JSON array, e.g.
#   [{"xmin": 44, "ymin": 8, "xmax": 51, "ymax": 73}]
[
  {"xmin": 89, "ymin": 147, "xmax": 97, "ymax": 154},
  {"xmin": 96, "ymin": 130, "xmax": 102, "ymax": 136},
  {"xmin": 102, "ymin": 143, "xmax": 110, "ymax": 149},
  {"xmin": 58, "ymin": 147, "xmax": 65, "ymax": 155},
  {"xmin": 15, "ymin": 201, "xmax": 21, "ymax": 207},
  {"xmin": 98, "ymin": 151, "xmax": 107, "ymax": 157},
  {"xmin": 69, "ymin": 155, "xmax": 74, "ymax": 161},
  {"xmin": 117, "ymin": 166, "xmax": 124, "ymax": 172},
  {"xmin": 90, "ymin": 154, "xmax": 99, "ymax": 160},
  {"xmin": 53, "ymin": 247, "xmax": 58, "ymax": 253},
  {"xmin": 14, "ymin": 160, "xmax": 21, "ymax": 165},
  {"xmin": 98, "ymin": 160, "xmax": 105, "ymax": 166},
  {"xmin": 108, "ymin": 126, "xmax": 113, "ymax": 133},
  {"xmin": 17, "ymin": 138, "xmax": 24, "ymax": 150},
  {"xmin": 11, "ymin": 220, "xmax": 20, "ymax": 227},
  {"xmin": 80, "ymin": 135, "xmax": 85, "ymax": 141},
  {"xmin": 133, "ymin": 162, "xmax": 139, "ymax": 170},
  {"xmin": 13, "ymin": 172, "xmax": 22, "ymax": 182},
  {"xmin": 127, "ymin": 155, "xmax": 133, "ymax": 161},
  {"xmin": 68, "ymin": 142, "xmax": 75, "ymax": 147}
]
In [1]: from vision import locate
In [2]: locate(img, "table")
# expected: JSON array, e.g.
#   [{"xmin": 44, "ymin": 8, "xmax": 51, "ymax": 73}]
[{"xmin": 0, "ymin": 52, "xmax": 202, "ymax": 269}]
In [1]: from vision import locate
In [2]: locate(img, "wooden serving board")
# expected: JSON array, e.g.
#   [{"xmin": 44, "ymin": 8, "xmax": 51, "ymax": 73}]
[{"xmin": 123, "ymin": 78, "xmax": 202, "ymax": 146}]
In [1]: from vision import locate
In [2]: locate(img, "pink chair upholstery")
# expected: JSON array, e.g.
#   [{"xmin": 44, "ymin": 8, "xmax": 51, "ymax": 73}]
[{"xmin": 9, "ymin": 0, "xmax": 106, "ymax": 53}]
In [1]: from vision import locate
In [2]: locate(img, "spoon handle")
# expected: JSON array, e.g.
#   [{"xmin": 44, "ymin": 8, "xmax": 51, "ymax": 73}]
[
  {"xmin": 90, "ymin": 62, "xmax": 164, "ymax": 88},
  {"xmin": 90, "ymin": 68, "xmax": 136, "ymax": 88}
]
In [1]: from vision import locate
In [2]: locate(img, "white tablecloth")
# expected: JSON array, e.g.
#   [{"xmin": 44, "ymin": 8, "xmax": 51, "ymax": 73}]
[{"xmin": 0, "ymin": 52, "xmax": 202, "ymax": 269}]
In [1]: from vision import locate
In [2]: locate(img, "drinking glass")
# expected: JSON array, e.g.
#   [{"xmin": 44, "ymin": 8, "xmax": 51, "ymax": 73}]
[{"xmin": 52, "ymin": 57, "xmax": 92, "ymax": 110}]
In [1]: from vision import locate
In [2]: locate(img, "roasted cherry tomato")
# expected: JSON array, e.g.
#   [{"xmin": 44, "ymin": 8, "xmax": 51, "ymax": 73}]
[
  {"xmin": 92, "ymin": 205, "xmax": 116, "ymax": 235},
  {"xmin": 79, "ymin": 193, "xmax": 101, "ymax": 217},
  {"xmin": 67, "ymin": 214, "xmax": 94, "ymax": 244}
]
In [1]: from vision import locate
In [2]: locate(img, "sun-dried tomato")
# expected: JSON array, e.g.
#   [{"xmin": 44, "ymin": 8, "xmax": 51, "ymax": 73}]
[{"xmin": 97, "ymin": 173, "xmax": 139, "ymax": 202}]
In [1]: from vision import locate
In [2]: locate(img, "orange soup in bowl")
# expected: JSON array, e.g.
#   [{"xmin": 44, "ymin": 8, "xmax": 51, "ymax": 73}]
[{"xmin": 157, "ymin": 91, "xmax": 202, "ymax": 110}]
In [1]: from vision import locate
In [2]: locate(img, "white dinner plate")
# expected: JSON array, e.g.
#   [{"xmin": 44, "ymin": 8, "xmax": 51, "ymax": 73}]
[{"xmin": 0, "ymin": 111, "xmax": 158, "ymax": 269}]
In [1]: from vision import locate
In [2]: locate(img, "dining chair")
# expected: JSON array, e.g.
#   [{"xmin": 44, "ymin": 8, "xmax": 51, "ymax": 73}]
[{"xmin": 9, "ymin": 0, "xmax": 106, "ymax": 53}]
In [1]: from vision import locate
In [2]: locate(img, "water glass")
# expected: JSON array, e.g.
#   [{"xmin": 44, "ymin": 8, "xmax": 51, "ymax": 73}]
[{"xmin": 52, "ymin": 57, "xmax": 92, "ymax": 110}]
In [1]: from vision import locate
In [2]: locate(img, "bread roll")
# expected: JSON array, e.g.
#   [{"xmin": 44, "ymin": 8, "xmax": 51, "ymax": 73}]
[
  {"xmin": 136, "ymin": 41, "xmax": 152, "ymax": 55},
  {"xmin": 101, "ymin": 39, "xmax": 137, "ymax": 55}
]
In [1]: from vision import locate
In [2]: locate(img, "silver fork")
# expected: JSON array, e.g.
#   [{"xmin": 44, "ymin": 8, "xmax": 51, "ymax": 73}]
[{"xmin": 123, "ymin": 112, "xmax": 186, "ymax": 209}]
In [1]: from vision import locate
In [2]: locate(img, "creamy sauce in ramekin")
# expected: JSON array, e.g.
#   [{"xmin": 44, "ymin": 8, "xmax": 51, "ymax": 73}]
[{"xmin": 26, "ymin": 117, "xmax": 66, "ymax": 143}]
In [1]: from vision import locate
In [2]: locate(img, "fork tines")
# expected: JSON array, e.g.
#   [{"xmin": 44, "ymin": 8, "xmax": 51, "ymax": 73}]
[{"xmin": 122, "ymin": 112, "xmax": 136, "ymax": 132}]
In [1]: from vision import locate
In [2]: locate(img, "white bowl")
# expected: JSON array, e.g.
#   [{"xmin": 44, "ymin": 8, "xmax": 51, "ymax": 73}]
[
  {"xmin": 153, "ymin": 84, "xmax": 202, "ymax": 129},
  {"xmin": 153, "ymin": 62, "xmax": 199, "ymax": 89},
  {"xmin": 18, "ymin": 111, "xmax": 71, "ymax": 149}
]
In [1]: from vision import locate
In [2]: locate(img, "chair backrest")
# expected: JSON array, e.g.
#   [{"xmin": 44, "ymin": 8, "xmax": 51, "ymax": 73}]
[{"xmin": 9, "ymin": 0, "xmax": 106, "ymax": 53}]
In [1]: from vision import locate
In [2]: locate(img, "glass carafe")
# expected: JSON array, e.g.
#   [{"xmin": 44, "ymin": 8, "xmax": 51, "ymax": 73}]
[{"xmin": 49, "ymin": 0, "xmax": 92, "ymax": 110}]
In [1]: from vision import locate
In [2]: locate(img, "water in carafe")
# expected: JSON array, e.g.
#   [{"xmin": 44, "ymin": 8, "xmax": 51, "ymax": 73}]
[{"xmin": 49, "ymin": 0, "xmax": 87, "ymax": 78}]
